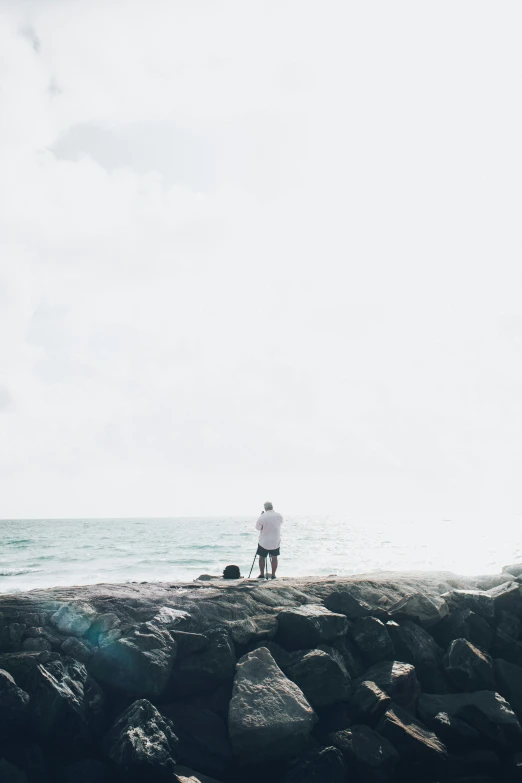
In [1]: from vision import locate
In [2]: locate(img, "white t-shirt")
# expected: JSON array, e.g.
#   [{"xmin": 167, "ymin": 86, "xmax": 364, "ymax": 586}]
[{"xmin": 256, "ymin": 510, "xmax": 283, "ymax": 550}]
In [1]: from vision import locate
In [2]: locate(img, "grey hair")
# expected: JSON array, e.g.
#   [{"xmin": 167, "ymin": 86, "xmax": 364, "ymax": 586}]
[{"xmin": 264, "ymin": 501, "xmax": 273, "ymax": 511}]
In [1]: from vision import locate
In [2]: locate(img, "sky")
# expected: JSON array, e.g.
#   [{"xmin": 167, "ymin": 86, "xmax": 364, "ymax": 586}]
[{"xmin": 1, "ymin": 1, "xmax": 522, "ymax": 519}]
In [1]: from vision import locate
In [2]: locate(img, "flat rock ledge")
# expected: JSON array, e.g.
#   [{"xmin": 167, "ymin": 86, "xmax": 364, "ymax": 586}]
[{"xmin": 1, "ymin": 567, "xmax": 522, "ymax": 782}]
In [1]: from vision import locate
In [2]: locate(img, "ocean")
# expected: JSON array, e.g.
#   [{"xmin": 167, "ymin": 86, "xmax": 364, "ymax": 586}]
[{"xmin": 1, "ymin": 514, "xmax": 521, "ymax": 594}]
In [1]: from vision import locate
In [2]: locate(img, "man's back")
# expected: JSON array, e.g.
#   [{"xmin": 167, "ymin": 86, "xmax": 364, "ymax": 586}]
[{"xmin": 256, "ymin": 510, "xmax": 283, "ymax": 550}]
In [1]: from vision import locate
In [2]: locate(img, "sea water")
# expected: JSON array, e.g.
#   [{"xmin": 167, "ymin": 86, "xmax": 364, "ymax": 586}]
[{"xmin": 1, "ymin": 514, "xmax": 521, "ymax": 594}]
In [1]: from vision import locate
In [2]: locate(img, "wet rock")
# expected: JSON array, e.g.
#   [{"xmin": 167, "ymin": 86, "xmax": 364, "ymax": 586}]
[
  {"xmin": 442, "ymin": 590, "xmax": 495, "ymax": 623},
  {"xmin": 58, "ymin": 758, "xmax": 111, "ymax": 783},
  {"xmin": 443, "ymin": 638, "xmax": 494, "ymax": 691},
  {"xmin": 276, "ymin": 605, "xmax": 348, "ymax": 651},
  {"xmin": 388, "ymin": 592, "xmax": 449, "ymax": 628},
  {"xmin": 28, "ymin": 657, "xmax": 106, "ymax": 749},
  {"xmin": 421, "ymin": 710, "xmax": 480, "ymax": 751},
  {"xmin": 0, "ymin": 623, "xmax": 26, "ymax": 652},
  {"xmin": 284, "ymin": 647, "xmax": 351, "ymax": 707},
  {"xmin": 376, "ymin": 704, "xmax": 448, "ymax": 774},
  {"xmin": 228, "ymin": 647, "xmax": 316, "ymax": 763},
  {"xmin": 485, "ymin": 581, "xmax": 522, "ymax": 616},
  {"xmin": 170, "ymin": 628, "xmax": 235, "ymax": 697},
  {"xmin": 324, "ymin": 589, "xmax": 387, "ymax": 620},
  {"xmin": 494, "ymin": 659, "xmax": 522, "ymax": 717},
  {"xmin": 0, "ymin": 668, "xmax": 30, "ymax": 731},
  {"xmin": 349, "ymin": 679, "xmax": 391, "ymax": 725},
  {"xmin": 387, "ymin": 620, "xmax": 447, "ymax": 693},
  {"xmin": 160, "ymin": 703, "xmax": 232, "ymax": 776},
  {"xmin": 349, "ymin": 617, "xmax": 394, "ymax": 664},
  {"xmin": 328, "ymin": 723, "xmax": 399, "ymax": 781},
  {"xmin": 284, "ymin": 746, "xmax": 346, "ymax": 783},
  {"xmin": 169, "ymin": 630, "xmax": 209, "ymax": 658},
  {"xmin": 418, "ymin": 691, "xmax": 522, "ymax": 751},
  {"xmin": 355, "ymin": 660, "xmax": 421, "ymax": 713},
  {"xmin": 50, "ymin": 603, "xmax": 96, "ymax": 637},
  {"xmin": 61, "ymin": 637, "xmax": 93, "ymax": 662},
  {"xmin": 432, "ymin": 609, "xmax": 493, "ymax": 652},
  {"xmin": 90, "ymin": 622, "xmax": 176, "ymax": 697},
  {"xmin": 103, "ymin": 698, "xmax": 178, "ymax": 780}
]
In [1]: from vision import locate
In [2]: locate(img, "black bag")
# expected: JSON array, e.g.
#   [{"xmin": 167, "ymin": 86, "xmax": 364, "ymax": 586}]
[{"xmin": 223, "ymin": 564, "xmax": 241, "ymax": 579}]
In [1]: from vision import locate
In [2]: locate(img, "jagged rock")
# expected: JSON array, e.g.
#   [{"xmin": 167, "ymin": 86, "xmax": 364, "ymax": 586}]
[
  {"xmin": 388, "ymin": 592, "xmax": 449, "ymax": 628},
  {"xmin": 228, "ymin": 647, "xmax": 316, "ymax": 763},
  {"xmin": 0, "ymin": 668, "xmax": 30, "ymax": 731},
  {"xmin": 103, "ymin": 699, "xmax": 178, "ymax": 780},
  {"xmin": 58, "ymin": 758, "xmax": 111, "ymax": 783},
  {"xmin": 442, "ymin": 590, "xmax": 495, "ymax": 622},
  {"xmin": 284, "ymin": 746, "xmax": 346, "ymax": 783},
  {"xmin": 160, "ymin": 703, "xmax": 232, "ymax": 776},
  {"xmin": 355, "ymin": 660, "xmax": 421, "ymax": 713},
  {"xmin": 170, "ymin": 628, "xmax": 235, "ymax": 697},
  {"xmin": 421, "ymin": 710, "xmax": 480, "ymax": 750},
  {"xmin": 0, "ymin": 651, "xmax": 59, "ymax": 690},
  {"xmin": 173, "ymin": 766, "xmax": 222, "ymax": 783},
  {"xmin": 349, "ymin": 679, "xmax": 391, "ymax": 725},
  {"xmin": 28, "ymin": 657, "xmax": 106, "ymax": 748},
  {"xmin": 0, "ymin": 623, "xmax": 26, "ymax": 652},
  {"xmin": 432, "ymin": 609, "xmax": 493, "ymax": 652},
  {"xmin": 494, "ymin": 658, "xmax": 522, "ymax": 716},
  {"xmin": 276, "ymin": 605, "xmax": 348, "ymax": 650},
  {"xmin": 324, "ymin": 635, "xmax": 365, "ymax": 678},
  {"xmin": 485, "ymin": 581, "xmax": 522, "ymax": 616},
  {"xmin": 284, "ymin": 648, "xmax": 351, "ymax": 707},
  {"xmin": 0, "ymin": 759, "xmax": 28, "ymax": 783},
  {"xmin": 418, "ymin": 691, "xmax": 522, "ymax": 751},
  {"xmin": 170, "ymin": 630, "xmax": 209, "ymax": 658},
  {"xmin": 349, "ymin": 617, "xmax": 394, "ymax": 664},
  {"xmin": 387, "ymin": 620, "xmax": 447, "ymax": 693},
  {"xmin": 376, "ymin": 704, "xmax": 448, "ymax": 775},
  {"xmin": 328, "ymin": 723, "xmax": 399, "ymax": 781},
  {"xmin": 50, "ymin": 604, "xmax": 96, "ymax": 637},
  {"xmin": 228, "ymin": 616, "xmax": 278, "ymax": 645},
  {"xmin": 443, "ymin": 638, "xmax": 494, "ymax": 691},
  {"xmin": 90, "ymin": 622, "xmax": 177, "ymax": 697},
  {"xmin": 61, "ymin": 637, "xmax": 93, "ymax": 662},
  {"xmin": 324, "ymin": 589, "xmax": 387, "ymax": 620}
]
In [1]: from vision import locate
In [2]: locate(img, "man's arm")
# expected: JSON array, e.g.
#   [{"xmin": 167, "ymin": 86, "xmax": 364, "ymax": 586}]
[{"xmin": 255, "ymin": 515, "xmax": 264, "ymax": 531}]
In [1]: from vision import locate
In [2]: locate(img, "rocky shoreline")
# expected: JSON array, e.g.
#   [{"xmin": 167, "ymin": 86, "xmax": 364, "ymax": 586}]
[{"xmin": 2, "ymin": 567, "xmax": 522, "ymax": 782}]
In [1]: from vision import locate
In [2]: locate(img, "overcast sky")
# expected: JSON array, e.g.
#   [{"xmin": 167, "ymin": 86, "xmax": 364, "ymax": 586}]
[{"xmin": 1, "ymin": 1, "xmax": 522, "ymax": 519}]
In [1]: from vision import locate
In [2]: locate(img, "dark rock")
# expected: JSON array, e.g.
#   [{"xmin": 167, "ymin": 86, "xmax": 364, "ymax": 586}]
[
  {"xmin": 228, "ymin": 616, "xmax": 278, "ymax": 645},
  {"xmin": 28, "ymin": 657, "xmax": 106, "ymax": 749},
  {"xmin": 0, "ymin": 651, "xmax": 59, "ymax": 690},
  {"xmin": 0, "ymin": 759, "xmax": 27, "ymax": 783},
  {"xmin": 418, "ymin": 691, "xmax": 522, "ymax": 752},
  {"xmin": 285, "ymin": 648, "xmax": 351, "ymax": 707},
  {"xmin": 507, "ymin": 750, "xmax": 522, "ymax": 781},
  {"xmin": 432, "ymin": 609, "xmax": 493, "ymax": 652},
  {"xmin": 160, "ymin": 703, "xmax": 232, "ymax": 776},
  {"xmin": 376, "ymin": 704, "xmax": 448, "ymax": 772},
  {"xmin": 443, "ymin": 638, "xmax": 494, "ymax": 691},
  {"xmin": 387, "ymin": 620, "xmax": 447, "ymax": 693},
  {"xmin": 491, "ymin": 629, "xmax": 522, "ymax": 666},
  {"xmin": 228, "ymin": 647, "xmax": 317, "ymax": 763},
  {"xmin": 324, "ymin": 588, "xmax": 387, "ymax": 620},
  {"xmin": 497, "ymin": 610, "xmax": 521, "ymax": 640},
  {"xmin": 349, "ymin": 679, "xmax": 392, "ymax": 725},
  {"xmin": 485, "ymin": 581, "xmax": 522, "ymax": 616},
  {"xmin": 103, "ymin": 698, "xmax": 178, "ymax": 780},
  {"xmin": 421, "ymin": 710, "xmax": 480, "ymax": 751},
  {"xmin": 284, "ymin": 746, "xmax": 345, "ymax": 783},
  {"xmin": 495, "ymin": 658, "xmax": 522, "ymax": 717},
  {"xmin": 90, "ymin": 622, "xmax": 177, "ymax": 697},
  {"xmin": 442, "ymin": 590, "xmax": 495, "ymax": 623},
  {"xmin": 0, "ymin": 623, "xmax": 26, "ymax": 652},
  {"xmin": 388, "ymin": 592, "xmax": 449, "ymax": 628},
  {"xmin": 0, "ymin": 668, "xmax": 30, "ymax": 731},
  {"xmin": 313, "ymin": 702, "xmax": 354, "ymax": 738},
  {"xmin": 349, "ymin": 617, "xmax": 394, "ymax": 664},
  {"xmin": 0, "ymin": 744, "xmax": 48, "ymax": 783},
  {"xmin": 355, "ymin": 660, "xmax": 421, "ymax": 713},
  {"xmin": 276, "ymin": 605, "xmax": 348, "ymax": 651},
  {"xmin": 328, "ymin": 724, "xmax": 399, "ymax": 781},
  {"xmin": 21, "ymin": 637, "xmax": 52, "ymax": 652},
  {"xmin": 324, "ymin": 635, "xmax": 365, "ymax": 678},
  {"xmin": 447, "ymin": 749, "xmax": 501, "ymax": 780},
  {"xmin": 170, "ymin": 628, "xmax": 235, "ymax": 697},
  {"xmin": 170, "ymin": 630, "xmax": 209, "ymax": 658},
  {"xmin": 173, "ymin": 766, "xmax": 222, "ymax": 783},
  {"xmin": 61, "ymin": 637, "xmax": 93, "ymax": 662},
  {"xmin": 58, "ymin": 758, "xmax": 111, "ymax": 783},
  {"xmin": 184, "ymin": 682, "xmax": 233, "ymax": 721}
]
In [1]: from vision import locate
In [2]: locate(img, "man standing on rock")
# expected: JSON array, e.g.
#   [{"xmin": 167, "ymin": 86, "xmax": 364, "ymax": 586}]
[{"xmin": 255, "ymin": 502, "xmax": 283, "ymax": 579}]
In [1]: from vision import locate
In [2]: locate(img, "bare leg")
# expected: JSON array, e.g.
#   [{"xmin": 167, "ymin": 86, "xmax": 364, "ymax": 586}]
[
  {"xmin": 271, "ymin": 556, "xmax": 278, "ymax": 577},
  {"xmin": 259, "ymin": 556, "xmax": 266, "ymax": 577}
]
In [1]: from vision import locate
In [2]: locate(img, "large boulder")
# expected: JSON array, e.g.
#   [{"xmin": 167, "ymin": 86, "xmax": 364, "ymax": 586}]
[
  {"xmin": 421, "ymin": 710, "xmax": 480, "ymax": 751},
  {"xmin": 376, "ymin": 704, "xmax": 448, "ymax": 776},
  {"xmin": 349, "ymin": 617, "xmax": 394, "ymax": 664},
  {"xmin": 324, "ymin": 589, "xmax": 387, "ymax": 620},
  {"xmin": 0, "ymin": 668, "xmax": 30, "ymax": 732},
  {"xmin": 328, "ymin": 724, "xmax": 399, "ymax": 781},
  {"xmin": 50, "ymin": 604, "xmax": 96, "ymax": 638},
  {"xmin": 284, "ymin": 648, "xmax": 351, "ymax": 707},
  {"xmin": 418, "ymin": 691, "xmax": 522, "ymax": 751},
  {"xmin": 324, "ymin": 636, "xmax": 365, "ymax": 678},
  {"xmin": 349, "ymin": 679, "xmax": 391, "ymax": 725},
  {"xmin": 442, "ymin": 590, "xmax": 495, "ymax": 622},
  {"xmin": 494, "ymin": 658, "xmax": 522, "ymax": 717},
  {"xmin": 28, "ymin": 657, "xmax": 105, "ymax": 749},
  {"xmin": 228, "ymin": 647, "xmax": 317, "ymax": 763},
  {"xmin": 387, "ymin": 620, "xmax": 447, "ymax": 693},
  {"xmin": 388, "ymin": 592, "xmax": 449, "ymax": 628},
  {"xmin": 442, "ymin": 638, "xmax": 495, "ymax": 691},
  {"xmin": 485, "ymin": 581, "xmax": 522, "ymax": 616},
  {"xmin": 276, "ymin": 605, "xmax": 348, "ymax": 650},
  {"xmin": 354, "ymin": 660, "xmax": 421, "ymax": 713},
  {"xmin": 89, "ymin": 622, "xmax": 176, "ymax": 697},
  {"xmin": 0, "ymin": 651, "xmax": 59, "ymax": 690},
  {"xmin": 0, "ymin": 623, "xmax": 26, "ymax": 652},
  {"xmin": 103, "ymin": 699, "xmax": 178, "ymax": 780},
  {"xmin": 432, "ymin": 609, "xmax": 493, "ymax": 652},
  {"xmin": 160, "ymin": 703, "xmax": 232, "ymax": 776},
  {"xmin": 169, "ymin": 628, "xmax": 235, "ymax": 697},
  {"xmin": 169, "ymin": 631, "xmax": 208, "ymax": 659},
  {"xmin": 284, "ymin": 746, "xmax": 346, "ymax": 783}
]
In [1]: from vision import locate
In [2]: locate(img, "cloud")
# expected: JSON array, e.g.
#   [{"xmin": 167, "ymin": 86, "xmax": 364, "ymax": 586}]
[{"xmin": 1, "ymin": 1, "xmax": 522, "ymax": 517}]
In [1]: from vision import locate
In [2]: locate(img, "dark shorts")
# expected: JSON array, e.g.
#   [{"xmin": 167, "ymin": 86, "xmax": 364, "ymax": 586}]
[{"xmin": 257, "ymin": 544, "xmax": 280, "ymax": 557}]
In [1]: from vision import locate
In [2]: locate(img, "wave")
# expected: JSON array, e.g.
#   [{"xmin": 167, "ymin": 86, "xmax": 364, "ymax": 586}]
[{"xmin": 0, "ymin": 567, "xmax": 43, "ymax": 576}]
